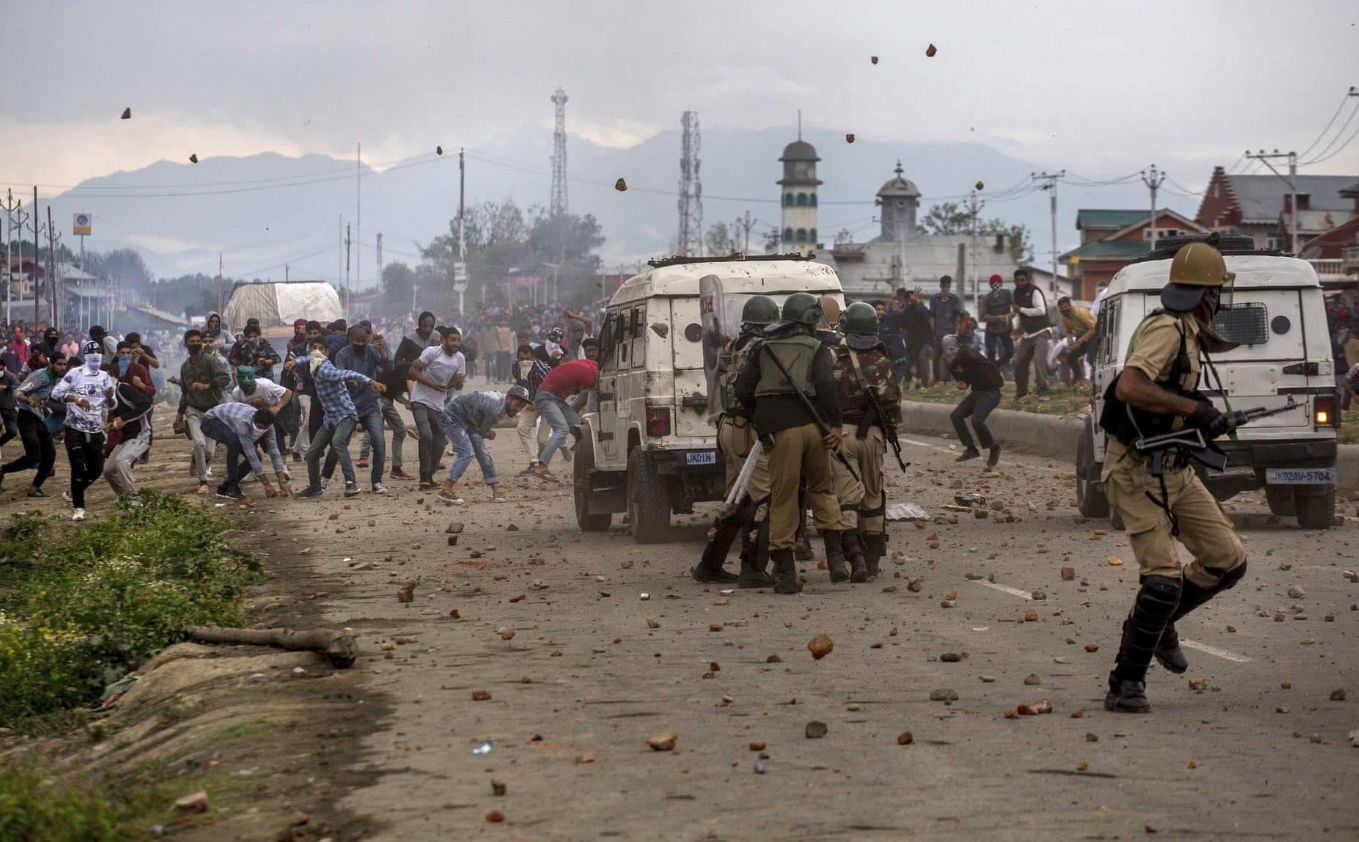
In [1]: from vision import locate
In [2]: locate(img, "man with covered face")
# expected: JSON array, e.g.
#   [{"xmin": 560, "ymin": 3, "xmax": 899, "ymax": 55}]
[{"xmin": 1099, "ymin": 242, "xmax": 1247, "ymax": 714}]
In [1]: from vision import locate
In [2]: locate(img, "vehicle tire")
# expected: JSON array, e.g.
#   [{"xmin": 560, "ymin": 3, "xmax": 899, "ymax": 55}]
[
  {"xmin": 627, "ymin": 449, "xmax": 671, "ymax": 544},
  {"xmin": 1076, "ymin": 424, "xmax": 1110, "ymax": 519},
  {"xmin": 1294, "ymin": 487, "xmax": 1335, "ymax": 530},
  {"xmin": 1265, "ymin": 485, "xmax": 1296, "ymax": 518},
  {"xmin": 574, "ymin": 434, "xmax": 612, "ymax": 532}
]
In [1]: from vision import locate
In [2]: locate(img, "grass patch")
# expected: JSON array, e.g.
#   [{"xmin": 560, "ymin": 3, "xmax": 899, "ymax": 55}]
[
  {"xmin": 904, "ymin": 381, "xmax": 1093, "ymax": 418},
  {"xmin": 0, "ymin": 491, "xmax": 261, "ymax": 730}
]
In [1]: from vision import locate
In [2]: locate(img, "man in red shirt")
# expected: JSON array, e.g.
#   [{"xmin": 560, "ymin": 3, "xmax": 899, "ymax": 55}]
[{"xmin": 531, "ymin": 358, "xmax": 596, "ymax": 482}]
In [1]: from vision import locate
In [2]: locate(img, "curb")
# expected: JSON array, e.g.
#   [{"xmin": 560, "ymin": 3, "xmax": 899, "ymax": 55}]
[{"xmin": 900, "ymin": 399, "xmax": 1359, "ymax": 490}]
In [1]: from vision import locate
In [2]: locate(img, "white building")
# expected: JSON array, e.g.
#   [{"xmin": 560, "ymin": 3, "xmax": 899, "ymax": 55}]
[{"xmin": 777, "ymin": 139, "xmax": 822, "ymax": 250}]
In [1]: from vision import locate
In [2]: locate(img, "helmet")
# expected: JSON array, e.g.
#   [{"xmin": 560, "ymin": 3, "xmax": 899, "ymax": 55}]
[
  {"xmin": 741, "ymin": 295, "xmax": 779, "ymax": 326},
  {"xmin": 781, "ymin": 292, "xmax": 823, "ymax": 326},
  {"xmin": 506, "ymin": 384, "xmax": 531, "ymax": 403},
  {"xmin": 841, "ymin": 302, "xmax": 879, "ymax": 335},
  {"xmin": 818, "ymin": 295, "xmax": 842, "ymax": 327},
  {"xmin": 1162, "ymin": 242, "xmax": 1235, "ymax": 313}
]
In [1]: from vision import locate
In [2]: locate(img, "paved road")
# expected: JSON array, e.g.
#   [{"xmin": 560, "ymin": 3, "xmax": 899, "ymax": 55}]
[{"xmin": 276, "ymin": 410, "xmax": 1358, "ymax": 841}]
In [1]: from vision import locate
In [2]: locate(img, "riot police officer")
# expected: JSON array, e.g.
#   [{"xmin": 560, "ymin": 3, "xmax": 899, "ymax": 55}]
[
  {"xmin": 1101, "ymin": 242, "xmax": 1246, "ymax": 713},
  {"xmin": 831, "ymin": 302, "xmax": 902, "ymax": 582},
  {"xmin": 692, "ymin": 295, "xmax": 779, "ymax": 587},
  {"xmin": 734, "ymin": 293, "xmax": 843, "ymax": 594}
]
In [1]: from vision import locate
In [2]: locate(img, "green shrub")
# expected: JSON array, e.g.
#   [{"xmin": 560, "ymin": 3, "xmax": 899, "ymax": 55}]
[{"xmin": 0, "ymin": 765, "xmax": 130, "ymax": 842}]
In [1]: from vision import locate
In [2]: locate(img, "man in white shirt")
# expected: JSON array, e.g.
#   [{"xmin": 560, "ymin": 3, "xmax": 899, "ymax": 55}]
[
  {"xmin": 50, "ymin": 341, "xmax": 117, "ymax": 520},
  {"xmin": 407, "ymin": 327, "xmax": 466, "ymax": 488}
]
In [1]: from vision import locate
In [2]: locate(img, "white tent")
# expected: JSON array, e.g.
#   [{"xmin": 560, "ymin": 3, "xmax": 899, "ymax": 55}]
[{"xmin": 223, "ymin": 281, "xmax": 342, "ymax": 331}]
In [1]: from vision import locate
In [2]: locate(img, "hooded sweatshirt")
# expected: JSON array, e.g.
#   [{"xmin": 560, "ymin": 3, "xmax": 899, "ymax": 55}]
[{"xmin": 50, "ymin": 360, "xmax": 115, "ymax": 434}]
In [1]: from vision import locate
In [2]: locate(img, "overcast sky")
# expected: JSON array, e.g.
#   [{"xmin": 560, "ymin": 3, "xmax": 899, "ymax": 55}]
[{"xmin": 3, "ymin": 0, "xmax": 1358, "ymax": 195}]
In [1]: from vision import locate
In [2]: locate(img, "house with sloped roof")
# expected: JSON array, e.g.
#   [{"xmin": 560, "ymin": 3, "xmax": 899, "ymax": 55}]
[
  {"xmin": 1059, "ymin": 209, "xmax": 1205, "ymax": 299},
  {"xmin": 1195, "ymin": 166, "xmax": 1356, "ymax": 252}
]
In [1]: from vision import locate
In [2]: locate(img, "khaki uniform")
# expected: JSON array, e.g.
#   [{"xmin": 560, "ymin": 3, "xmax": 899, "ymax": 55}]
[
  {"xmin": 718, "ymin": 414, "xmax": 770, "ymax": 520},
  {"xmin": 768, "ymin": 424, "xmax": 839, "ymax": 550},
  {"xmin": 834, "ymin": 426, "xmax": 884, "ymax": 530},
  {"xmin": 1102, "ymin": 313, "xmax": 1245, "ymax": 587}
]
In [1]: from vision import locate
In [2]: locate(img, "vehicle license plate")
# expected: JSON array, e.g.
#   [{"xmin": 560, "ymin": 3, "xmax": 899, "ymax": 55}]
[
  {"xmin": 685, "ymin": 451, "xmax": 717, "ymax": 466},
  {"xmin": 1265, "ymin": 468, "xmax": 1335, "ymax": 485}
]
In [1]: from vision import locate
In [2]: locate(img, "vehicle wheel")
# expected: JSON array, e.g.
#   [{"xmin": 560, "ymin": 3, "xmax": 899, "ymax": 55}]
[
  {"xmin": 627, "ymin": 449, "xmax": 671, "ymax": 544},
  {"xmin": 1294, "ymin": 487, "xmax": 1335, "ymax": 530},
  {"xmin": 574, "ymin": 434, "xmax": 612, "ymax": 532},
  {"xmin": 1076, "ymin": 425, "xmax": 1109, "ymax": 518},
  {"xmin": 1265, "ymin": 485, "xmax": 1296, "ymax": 518}
]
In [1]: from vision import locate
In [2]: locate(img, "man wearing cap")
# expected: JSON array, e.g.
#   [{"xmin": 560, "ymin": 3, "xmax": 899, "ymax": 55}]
[
  {"xmin": 1099, "ymin": 242, "xmax": 1247, "ymax": 714},
  {"xmin": 981, "ymin": 274, "xmax": 1014, "ymax": 368},
  {"xmin": 435, "ymin": 386, "xmax": 530, "ymax": 505}
]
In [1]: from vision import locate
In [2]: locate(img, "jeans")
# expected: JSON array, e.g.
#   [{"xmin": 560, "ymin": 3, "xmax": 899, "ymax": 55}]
[
  {"xmin": 951, "ymin": 388, "xmax": 1001, "ymax": 450},
  {"xmin": 307, "ymin": 415, "xmax": 358, "ymax": 489},
  {"xmin": 439, "ymin": 409, "xmax": 497, "ymax": 485},
  {"xmin": 984, "ymin": 332, "xmax": 1014, "ymax": 368},
  {"xmin": 1014, "ymin": 332, "xmax": 1049, "ymax": 397},
  {"xmin": 200, "ymin": 416, "xmax": 252, "ymax": 491},
  {"xmin": 411, "ymin": 402, "xmax": 445, "ymax": 483},
  {"xmin": 64, "ymin": 429, "xmax": 105, "ymax": 509},
  {"xmin": 360, "ymin": 396, "xmax": 407, "ymax": 472},
  {"xmin": 103, "ymin": 426, "xmax": 151, "ymax": 496},
  {"xmin": 184, "ymin": 405, "xmax": 218, "ymax": 482},
  {"xmin": 0, "ymin": 408, "xmax": 17, "ymax": 450},
  {"xmin": 1, "ymin": 411, "xmax": 55, "ymax": 487},
  {"xmin": 329, "ymin": 405, "xmax": 384, "ymax": 486},
  {"xmin": 535, "ymin": 391, "xmax": 579, "ymax": 468}
]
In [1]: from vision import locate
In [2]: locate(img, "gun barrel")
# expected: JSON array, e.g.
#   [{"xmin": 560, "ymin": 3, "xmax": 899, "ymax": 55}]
[{"xmin": 760, "ymin": 343, "xmax": 861, "ymax": 483}]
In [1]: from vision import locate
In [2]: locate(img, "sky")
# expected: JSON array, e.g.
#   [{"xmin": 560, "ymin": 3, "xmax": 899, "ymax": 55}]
[{"xmin": 3, "ymin": 0, "xmax": 1358, "ymax": 197}]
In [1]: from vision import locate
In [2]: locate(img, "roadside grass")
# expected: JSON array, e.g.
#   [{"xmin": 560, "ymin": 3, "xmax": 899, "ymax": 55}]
[{"xmin": 903, "ymin": 381, "xmax": 1093, "ymax": 419}]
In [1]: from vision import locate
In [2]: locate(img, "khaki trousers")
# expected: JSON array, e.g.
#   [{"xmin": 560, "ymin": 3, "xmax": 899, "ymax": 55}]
[
  {"xmin": 718, "ymin": 415, "xmax": 770, "ymax": 521},
  {"xmin": 516, "ymin": 404, "xmax": 551, "ymax": 464},
  {"xmin": 834, "ymin": 425, "xmax": 885, "ymax": 533},
  {"xmin": 767, "ymin": 423, "xmax": 840, "ymax": 551},
  {"xmin": 1105, "ymin": 454, "xmax": 1245, "ymax": 587}
]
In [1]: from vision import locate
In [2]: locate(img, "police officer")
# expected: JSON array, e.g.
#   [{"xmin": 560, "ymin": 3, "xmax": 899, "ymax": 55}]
[
  {"xmin": 692, "ymin": 295, "xmax": 779, "ymax": 587},
  {"xmin": 734, "ymin": 293, "xmax": 843, "ymax": 594},
  {"xmin": 1101, "ymin": 242, "xmax": 1246, "ymax": 713},
  {"xmin": 832, "ymin": 302, "xmax": 901, "ymax": 582}
]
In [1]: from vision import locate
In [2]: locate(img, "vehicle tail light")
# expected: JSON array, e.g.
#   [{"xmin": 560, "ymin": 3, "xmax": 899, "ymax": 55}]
[
  {"xmin": 1314, "ymin": 394, "xmax": 1338, "ymax": 427},
  {"xmin": 646, "ymin": 407, "xmax": 671, "ymax": 438}
]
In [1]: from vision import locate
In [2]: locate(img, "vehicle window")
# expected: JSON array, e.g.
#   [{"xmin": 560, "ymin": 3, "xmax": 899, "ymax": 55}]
[
  {"xmin": 600, "ymin": 312, "xmax": 622, "ymax": 371},
  {"xmin": 630, "ymin": 305, "xmax": 646, "ymax": 369},
  {"xmin": 1211, "ymin": 303, "xmax": 1269, "ymax": 346},
  {"xmin": 1099, "ymin": 296, "xmax": 1122, "ymax": 363}
]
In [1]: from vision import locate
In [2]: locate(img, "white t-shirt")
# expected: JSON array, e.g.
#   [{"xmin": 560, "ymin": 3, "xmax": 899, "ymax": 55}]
[
  {"xmin": 410, "ymin": 346, "xmax": 465, "ymax": 410},
  {"xmin": 232, "ymin": 377, "xmax": 288, "ymax": 407}
]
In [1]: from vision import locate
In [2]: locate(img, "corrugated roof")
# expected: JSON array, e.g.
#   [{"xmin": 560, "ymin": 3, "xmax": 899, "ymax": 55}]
[
  {"xmin": 1225, "ymin": 174, "xmax": 1356, "ymax": 222},
  {"xmin": 1076, "ymin": 209, "xmax": 1146, "ymax": 230},
  {"xmin": 1060, "ymin": 240, "xmax": 1149, "ymax": 263}
]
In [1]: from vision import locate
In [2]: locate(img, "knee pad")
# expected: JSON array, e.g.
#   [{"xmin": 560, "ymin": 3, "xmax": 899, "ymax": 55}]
[
  {"xmin": 1136, "ymin": 575, "xmax": 1183, "ymax": 619},
  {"xmin": 1218, "ymin": 559, "xmax": 1247, "ymax": 591}
]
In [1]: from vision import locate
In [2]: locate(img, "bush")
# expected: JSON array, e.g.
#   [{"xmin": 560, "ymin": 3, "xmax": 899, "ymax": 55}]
[
  {"xmin": 0, "ymin": 766, "xmax": 130, "ymax": 842},
  {"xmin": 0, "ymin": 491, "xmax": 261, "ymax": 728}
]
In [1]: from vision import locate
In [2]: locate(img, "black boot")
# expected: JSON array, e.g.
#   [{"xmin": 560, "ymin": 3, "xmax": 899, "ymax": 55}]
[
  {"xmin": 771, "ymin": 549, "xmax": 798, "ymax": 595},
  {"xmin": 986, "ymin": 444, "xmax": 1002, "ymax": 470},
  {"xmin": 843, "ymin": 528, "xmax": 868, "ymax": 583},
  {"xmin": 1155, "ymin": 563, "xmax": 1248, "ymax": 675},
  {"xmin": 1154, "ymin": 623, "xmax": 1189, "ymax": 674},
  {"xmin": 692, "ymin": 520, "xmax": 744, "ymax": 584},
  {"xmin": 863, "ymin": 532, "xmax": 886, "ymax": 580},
  {"xmin": 738, "ymin": 519, "xmax": 775, "ymax": 588},
  {"xmin": 823, "ymin": 530, "xmax": 848, "ymax": 583},
  {"xmin": 1105, "ymin": 575, "xmax": 1182, "ymax": 714}
]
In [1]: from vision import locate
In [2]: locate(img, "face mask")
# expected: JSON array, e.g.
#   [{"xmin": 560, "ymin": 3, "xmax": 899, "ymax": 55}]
[
  {"xmin": 84, "ymin": 353, "xmax": 103, "ymax": 373},
  {"xmin": 309, "ymin": 350, "xmax": 327, "ymax": 368},
  {"xmin": 117, "ymin": 356, "xmax": 131, "ymax": 376},
  {"xmin": 518, "ymin": 359, "xmax": 533, "ymax": 376},
  {"xmin": 187, "ymin": 343, "xmax": 203, "ymax": 355},
  {"xmin": 351, "ymin": 343, "xmax": 367, "ymax": 356}
]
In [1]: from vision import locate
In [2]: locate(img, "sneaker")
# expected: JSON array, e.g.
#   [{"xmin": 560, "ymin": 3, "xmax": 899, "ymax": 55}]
[
  {"xmin": 357, "ymin": 457, "xmax": 369, "ymax": 468},
  {"xmin": 295, "ymin": 486, "xmax": 324, "ymax": 499},
  {"xmin": 343, "ymin": 483, "xmax": 361, "ymax": 498},
  {"xmin": 71, "ymin": 507, "xmax": 86, "ymax": 521},
  {"xmin": 26, "ymin": 488, "xmax": 49, "ymax": 498},
  {"xmin": 205, "ymin": 466, "xmax": 213, "ymax": 478},
  {"xmin": 390, "ymin": 469, "xmax": 414, "ymax": 480},
  {"xmin": 986, "ymin": 444, "xmax": 1002, "ymax": 470},
  {"xmin": 439, "ymin": 492, "xmax": 466, "ymax": 505},
  {"xmin": 319, "ymin": 477, "xmax": 329, "ymax": 492},
  {"xmin": 197, "ymin": 483, "xmax": 210, "ymax": 495},
  {"xmin": 291, "ymin": 452, "xmax": 302, "ymax": 463},
  {"xmin": 240, "ymin": 472, "xmax": 258, "ymax": 484},
  {"xmin": 955, "ymin": 448, "xmax": 981, "ymax": 463},
  {"xmin": 372, "ymin": 483, "xmax": 388, "ymax": 495},
  {"xmin": 519, "ymin": 465, "xmax": 541, "ymax": 476},
  {"xmin": 491, "ymin": 496, "xmax": 507, "ymax": 503},
  {"xmin": 216, "ymin": 487, "xmax": 246, "ymax": 501}
]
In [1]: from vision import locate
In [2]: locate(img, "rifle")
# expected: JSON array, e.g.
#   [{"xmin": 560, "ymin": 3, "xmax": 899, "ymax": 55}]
[
  {"xmin": 854, "ymin": 364, "xmax": 908, "ymax": 472},
  {"xmin": 760, "ymin": 343, "xmax": 860, "ymax": 483},
  {"xmin": 1134, "ymin": 398, "xmax": 1300, "ymax": 477}
]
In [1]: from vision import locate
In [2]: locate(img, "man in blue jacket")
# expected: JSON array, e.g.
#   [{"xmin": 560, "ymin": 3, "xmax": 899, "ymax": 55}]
[{"xmin": 437, "ymin": 385, "xmax": 530, "ymax": 505}]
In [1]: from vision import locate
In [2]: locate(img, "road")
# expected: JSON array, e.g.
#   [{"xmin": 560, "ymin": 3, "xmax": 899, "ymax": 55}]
[{"xmin": 290, "ymin": 397, "xmax": 1359, "ymax": 841}]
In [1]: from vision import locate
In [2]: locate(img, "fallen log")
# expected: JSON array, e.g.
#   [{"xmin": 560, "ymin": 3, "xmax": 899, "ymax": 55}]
[{"xmin": 187, "ymin": 626, "xmax": 357, "ymax": 669}]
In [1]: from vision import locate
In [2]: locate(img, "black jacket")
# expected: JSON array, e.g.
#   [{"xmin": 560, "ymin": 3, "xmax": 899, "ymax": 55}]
[{"xmin": 949, "ymin": 346, "xmax": 1004, "ymax": 391}]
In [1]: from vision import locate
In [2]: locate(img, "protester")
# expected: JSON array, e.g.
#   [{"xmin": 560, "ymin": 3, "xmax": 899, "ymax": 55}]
[
  {"xmin": 531, "ymin": 357, "xmax": 597, "ymax": 482},
  {"xmin": 331, "ymin": 325, "xmax": 392, "ymax": 493},
  {"xmin": 1011, "ymin": 268, "xmax": 1051, "ymax": 400},
  {"xmin": 0, "ymin": 353, "xmax": 65, "ymax": 496},
  {"xmin": 297, "ymin": 337, "xmax": 386, "ymax": 499},
  {"xmin": 171, "ymin": 329, "xmax": 230, "ymax": 494},
  {"xmin": 981, "ymin": 274, "xmax": 1014, "ymax": 368},
  {"xmin": 407, "ymin": 328, "xmax": 465, "ymax": 489},
  {"xmin": 948, "ymin": 331, "xmax": 1004, "ymax": 469},
  {"xmin": 437, "ymin": 386, "xmax": 530, "ymax": 504},
  {"xmin": 51, "ymin": 341, "xmax": 116, "ymax": 520},
  {"xmin": 101, "ymin": 368, "xmax": 155, "ymax": 498},
  {"xmin": 1057, "ymin": 296, "xmax": 1096, "ymax": 387},
  {"xmin": 200, "ymin": 402, "xmax": 290, "ymax": 500}
]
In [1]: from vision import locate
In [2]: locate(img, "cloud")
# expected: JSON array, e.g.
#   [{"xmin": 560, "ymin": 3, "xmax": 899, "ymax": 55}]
[
  {"xmin": 123, "ymin": 234, "xmax": 202, "ymax": 254},
  {"xmin": 571, "ymin": 120, "xmax": 662, "ymax": 149}
]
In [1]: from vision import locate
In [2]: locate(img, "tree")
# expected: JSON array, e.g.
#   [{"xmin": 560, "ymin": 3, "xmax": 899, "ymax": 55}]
[
  {"xmin": 376, "ymin": 262, "xmax": 418, "ymax": 316},
  {"xmin": 920, "ymin": 201, "xmax": 1034, "ymax": 265},
  {"xmin": 833, "ymin": 229, "xmax": 854, "ymax": 248},
  {"xmin": 704, "ymin": 222, "xmax": 734, "ymax": 256}
]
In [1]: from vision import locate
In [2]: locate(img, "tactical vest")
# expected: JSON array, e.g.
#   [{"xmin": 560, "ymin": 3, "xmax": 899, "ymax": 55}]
[
  {"xmin": 1099, "ymin": 311, "xmax": 1202, "ymax": 447},
  {"xmin": 754, "ymin": 334, "xmax": 820, "ymax": 398},
  {"xmin": 1012, "ymin": 285, "xmax": 1049, "ymax": 334},
  {"xmin": 717, "ymin": 332, "xmax": 758, "ymax": 413}
]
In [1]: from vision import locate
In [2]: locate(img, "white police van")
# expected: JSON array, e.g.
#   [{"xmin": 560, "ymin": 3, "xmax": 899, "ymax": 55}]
[
  {"xmin": 1077, "ymin": 236, "xmax": 1338, "ymax": 529},
  {"xmin": 574, "ymin": 254, "xmax": 844, "ymax": 543}
]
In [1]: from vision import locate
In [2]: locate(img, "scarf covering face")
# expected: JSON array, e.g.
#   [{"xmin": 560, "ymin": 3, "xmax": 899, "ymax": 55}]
[
  {"xmin": 117, "ymin": 355, "xmax": 132, "ymax": 376},
  {"xmin": 84, "ymin": 353, "xmax": 103, "ymax": 374},
  {"xmin": 236, "ymin": 365, "xmax": 257, "ymax": 391}
]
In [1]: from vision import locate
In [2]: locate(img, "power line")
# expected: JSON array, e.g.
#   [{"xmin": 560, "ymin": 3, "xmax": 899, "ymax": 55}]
[
  {"xmin": 1302, "ymin": 100, "xmax": 1359, "ymax": 166},
  {"xmin": 1299, "ymin": 89, "xmax": 1359, "ymax": 160}
]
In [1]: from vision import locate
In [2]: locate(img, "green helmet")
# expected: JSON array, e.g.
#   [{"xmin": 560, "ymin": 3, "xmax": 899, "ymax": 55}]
[
  {"xmin": 741, "ymin": 295, "xmax": 779, "ymax": 326},
  {"xmin": 781, "ymin": 292, "xmax": 823, "ymax": 326},
  {"xmin": 841, "ymin": 302, "xmax": 879, "ymax": 335}
]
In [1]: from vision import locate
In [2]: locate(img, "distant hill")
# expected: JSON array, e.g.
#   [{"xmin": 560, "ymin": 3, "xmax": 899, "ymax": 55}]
[{"xmin": 46, "ymin": 125, "xmax": 1197, "ymax": 284}]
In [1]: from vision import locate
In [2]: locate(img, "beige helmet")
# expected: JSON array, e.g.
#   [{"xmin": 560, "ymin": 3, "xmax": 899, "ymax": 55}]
[
  {"xmin": 818, "ymin": 294, "xmax": 842, "ymax": 327},
  {"xmin": 1162, "ymin": 242, "xmax": 1235, "ymax": 313}
]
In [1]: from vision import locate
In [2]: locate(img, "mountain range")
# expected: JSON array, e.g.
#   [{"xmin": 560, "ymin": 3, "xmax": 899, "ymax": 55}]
[{"xmin": 41, "ymin": 124, "xmax": 1202, "ymax": 285}]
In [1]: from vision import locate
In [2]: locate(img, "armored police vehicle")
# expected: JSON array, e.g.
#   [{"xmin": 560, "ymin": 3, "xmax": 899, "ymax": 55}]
[
  {"xmin": 1077, "ymin": 236, "xmax": 1338, "ymax": 529},
  {"xmin": 574, "ymin": 254, "xmax": 844, "ymax": 543}
]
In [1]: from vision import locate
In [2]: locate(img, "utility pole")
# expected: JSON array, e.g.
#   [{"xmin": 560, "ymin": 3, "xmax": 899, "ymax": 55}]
[
  {"xmin": 1, "ymin": 191, "xmax": 22, "ymax": 324},
  {"xmin": 457, "ymin": 147, "xmax": 467, "ymax": 313},
  {"xmin": 375, "ymin": 233, "xmax": 383, "ymax": 288},
  {"xmin": 1141, "ymin": 164, "xmax": 1166, "ymax": 250},
  {"xmin": 47, "ymin": 206, "xmax": 58, "ymax": 328},
  {"xmin": 964, "ymin": 191, "xmax": 985, "ymax": 316},
  {"xmin": 344, "ymin": 223, "xmax": 352, "ymax": 321},
  {"xmin": 217, "ymin": 253, "xmax": 223, "ymax": 316},
  {"xmin": 733, "ymin": 211, "xmax": 755, "ymax": 254},
  {"xmin": 1245, "ymin": 150, "xmax": 1298, "ymax": 253},
  {"xmin": 356, "ymin": 143, "xmax": 362, "ymax": 293},
  {"xmin": 1032, "ymin": 171, "xmax": 1065, "ymax": 295}
]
